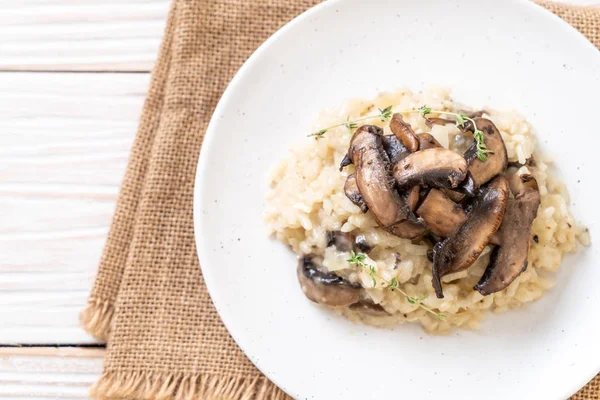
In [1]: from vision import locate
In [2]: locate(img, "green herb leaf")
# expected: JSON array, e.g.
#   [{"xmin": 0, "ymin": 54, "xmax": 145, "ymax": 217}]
[
  {"xmin": 344, "ymin": 116, "xmax": 358, "ymax": 133},
  {"xmin": 346, "ymin": 252, "xmax": 444, "ymax": 319},
  {"xmin": 378, "ymin": 106, "xmax": 393, "ymax": 121},
  {"xmin": 455, "ymin": 114, "xmax": 467, "ymax": 127},
  {"xmin": 308, "ymin": 128, "xmax": 327, "ymax": 138},
  {"xmin": 472, "ymin": 127, "xmax": 494, "ymax": 161},
  {"xmin": 407, "ymin": 294, "xmax": 428, "ymax": 305},
  {"xmin": 473, "ymin": 128, "xmax": 484, "ymax": 140},
  {"xmin": 477, "ymin": 152, "xmax": 489, "ymax": 161},
  {"xmin": 418, "ymin": 105, "xmax": 432, "ymax": 116},
  {"xmin": 347, "ymin": 251, "xmax": 367, "ymax": 265}
]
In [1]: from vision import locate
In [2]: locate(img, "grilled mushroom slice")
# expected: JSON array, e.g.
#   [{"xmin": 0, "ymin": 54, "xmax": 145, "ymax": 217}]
[
  {"xmin": 457, "ymin": 172, "xmax": 478, "ymax": 196},
  {"xmin": 345, "ymin": 126, "xmax": 410, "ymax": 227},
  {"xmin": 344, "ymin": 173, "xmax": 368, "ymax": 213},
  {"xmin": 382, "ymin": 135, "xmax": 411, "ymax": 165},
  {"xmin": 425, "ymin": 117, "xmax": 457, "ymax": 128},
  {"xmin": 417, "ymin": 132, "xmax": 442, "ymax": 150},
  {"xmin": 326, "ymin": 231, "xmax": 354, "ymax": 252},
  {"xmin": 425, "ymin": 110, "xmax": 484, "ymax": 128},
  {"xmin": 442, "ymin": 188, "xmax": 467, "ymax": 203},
  {"xmin": 416, "ymin": 189, "xmax": 467, "ymax": 238},
  {"xmin": 460, "ymin": 118, "xmax": 508, "ymax": 190},
  {"xmin": 392, "ymin": 148, "xmax": 467, "ymax": 189},
  {"xmin": 406, "ymin": 186, "xmax": 421, "ymax": 212},
  {"xmin": 464, "ymin": 110, "xmax": 485, "ymax": 118},
  {"xmin": 297, "ymin": 256, "xmax": 361, "ymax": 307},
  {"xmin": 474, "ymin": 174, "xmax": 541, "ymax": 295},
  {"xmin": 425, "ymin": 118, "xmax": 474, "ymax": 132},
  {"xmin": 354, "ymin": 234, "xmax": 373, "ymax": 253},
  {"xmin": 431, "ymin": 176, "xmax": 509, "ymax": 298},
  {"xmin": 349, "ymin": 300, "xmax": 389, "ymax": 316},
  {"xmin": 390, "ymin": 113, "xmax": 419, "ymax": 152},
  {"xmin": 344, "ymin": 174, "xmax": 415, "ymax": 216},
  {"xmin": 387, "ymin": 219, "xmax": 426, "ymax": 239}
]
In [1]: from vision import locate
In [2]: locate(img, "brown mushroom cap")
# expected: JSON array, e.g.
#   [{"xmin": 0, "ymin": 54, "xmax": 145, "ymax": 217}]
[
  {"xmin": 349, "ymin": 126, "xmax": 410, "ymax": 227},
  {"xmin": 425, "ymin": 117, "xmax": 458, "ymax": 129},
  {"xmin": 464, "ymin": 110, "xmax": 486, "ymax": 118},
  {"xmin": 416, "ymin": 189, "xmax": 467, "ymax": 238},
  {"xmin": 344, "ymin": 173, "xmax": 419, "ymax": 216},
  {"xmin": 382, "ymin": 135, "xmax": 411, "ymax": 165},
  {"xmin": 354, "ymin": 234, "xmax": 373, "ymax": 253},
  {"xmin": 474, "ymin": 174, "xmax": 541, "ymax": 295},
  {"xmin": 344, "ymin": 173, "xmax": 368, "ymax": 213},
  {"xmin": 390, "ymin": 113, "xmax": 419, "ymax": 152},
  {"xmin": 326, "ymin": 231, "xmax": 355, "ymax": 252},
  {"xmin": 461, "ymin": 118, "xmax": 508, "ymax": 190},
  {"xmin": 442, "ymin": 188, "xmax": 467, "ymax": 203},
  {"xmin": 406, "ymin": 185, "xmax": 421, "ymax": 212},
  {"xmin": 431, "ymin": 175, "xmax": 509, "ymax": 298},
  {"xmin": 349, "ymin": 301, "xmax": 389, "ymax": 316},
  {"xmin": 297, "ymin": 256, "xmax": 362, "ymax": 307},
  {"xmin": 457, "ymin": 171, "xmax": 478, "ymax": 196},
  {"xmin": 392, "ymin": 148, "xmax": 468, "ymax": 190},
  {"xmin": 417, "ymin": 132, "xmax": 442, "ymax": 150},
  {"xmin": 387, "ymin": 219, "xmax": 426, "ymax": 239},
  {"xmin": 425, "ymin": 117, "xmax": 474, "ymax": 132}
]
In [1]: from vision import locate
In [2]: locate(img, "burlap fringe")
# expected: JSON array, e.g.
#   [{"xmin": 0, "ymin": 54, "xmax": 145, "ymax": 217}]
[
  {"xmin": 79, "ymin": 298, "xmax": 115, "ymax": 340},
  {"xmin": 90, "ymin": 371, "xmax": 290, "ymax": 400}
]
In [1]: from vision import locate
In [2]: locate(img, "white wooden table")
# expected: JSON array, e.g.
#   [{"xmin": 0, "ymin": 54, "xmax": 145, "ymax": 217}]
[{"xmin": 0, "ymin": 0, "xmax": 596, "ymax": 398}]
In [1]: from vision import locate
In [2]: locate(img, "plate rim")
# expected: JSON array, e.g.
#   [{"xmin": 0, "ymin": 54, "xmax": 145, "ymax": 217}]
[{"xmin": 193, "ymin": 0, "xmax": 600, "ymax": 398}]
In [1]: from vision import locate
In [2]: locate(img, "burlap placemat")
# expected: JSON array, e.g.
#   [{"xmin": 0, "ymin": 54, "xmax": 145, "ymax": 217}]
[{"xmin": 80, "ymin": 1, "xmax": 599, "ymax": 398}]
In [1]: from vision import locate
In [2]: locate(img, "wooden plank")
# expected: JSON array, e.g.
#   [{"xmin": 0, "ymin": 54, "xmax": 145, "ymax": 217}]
[
  {"xmin": 0, "ymin": 0, "xmax": 169, "ymax": 71},
  {"xmin": 0, "ymin": 72, "xmax": 149, "ymax": 343},
  {"xmin": 0, "ymin": 347, "xmax": 104, "ymax": 399}
]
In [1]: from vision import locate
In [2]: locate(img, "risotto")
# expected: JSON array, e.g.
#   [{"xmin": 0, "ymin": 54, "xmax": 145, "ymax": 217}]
[{"xmin": 264, "ymin": 87, "xmax": 589, "ymax": 333}]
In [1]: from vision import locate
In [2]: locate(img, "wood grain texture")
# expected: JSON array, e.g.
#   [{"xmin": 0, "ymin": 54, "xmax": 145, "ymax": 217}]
[
  {"xmin": 0, "ymin": 347, "xmax": 104, "ymax": 399},
  {"xmin": 0, "ymin": 0, "xmax": 169, "ymax": 71},
  {"xmin": 0, "ymin": 72, "xmax": 150, "ymax": 344}
]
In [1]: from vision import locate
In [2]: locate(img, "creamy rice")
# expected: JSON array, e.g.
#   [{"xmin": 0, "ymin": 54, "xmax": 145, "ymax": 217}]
[{"xmin": 264, "ymin": 87, "xmax": 589, "ymax": 333}]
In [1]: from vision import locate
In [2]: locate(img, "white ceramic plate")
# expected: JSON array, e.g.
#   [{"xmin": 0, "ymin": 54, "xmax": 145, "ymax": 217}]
[{"xmin": 194, "ymin": 0, "xmax": 600, "ymax": 398}]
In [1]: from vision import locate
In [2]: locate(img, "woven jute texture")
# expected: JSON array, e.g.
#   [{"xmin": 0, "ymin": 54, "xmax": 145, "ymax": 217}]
[{"xmin": 81, "ymin": 1, "xmax": 600, "ymax": 399}]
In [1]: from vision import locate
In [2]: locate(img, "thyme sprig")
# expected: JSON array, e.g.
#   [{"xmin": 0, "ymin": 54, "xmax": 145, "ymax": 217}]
[
  {"xmin": 308, "ymin": 106, "xmax": 393, "ymax": 137},
  {"xmin": 347, "ymin": 251, "xmax": 446, "ymax": 320},
  {"xmin": 418, "ymin": 105, "xmax": 493, "ymax": 161},
  {"xmin": 309, "ymin": 104, "xmax": 492, "ymax": 161}
]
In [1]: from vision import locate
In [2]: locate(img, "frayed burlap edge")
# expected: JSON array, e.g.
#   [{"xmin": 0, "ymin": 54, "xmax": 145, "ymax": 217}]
[
  {"xmin": 90, "ymin": 372, "xmax": 290, "ymax": 400},
  {"xmin": 80, "ymin": 298, "xmax": 115, "ymax": 340}
]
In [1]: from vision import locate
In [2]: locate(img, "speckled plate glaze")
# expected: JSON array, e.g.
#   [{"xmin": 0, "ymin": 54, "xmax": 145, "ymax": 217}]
[{"xmin": 194, "ymin": 0, "xmax": 600, "ymax": 398}]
